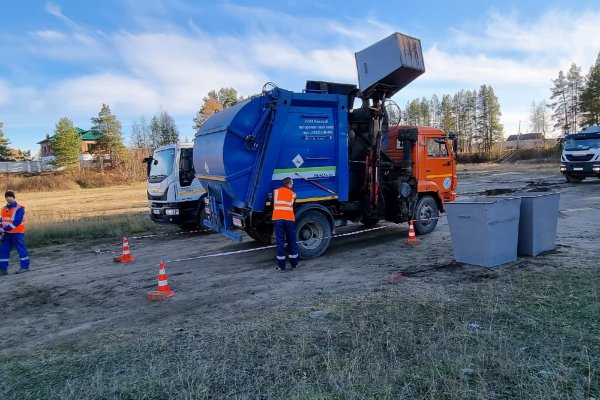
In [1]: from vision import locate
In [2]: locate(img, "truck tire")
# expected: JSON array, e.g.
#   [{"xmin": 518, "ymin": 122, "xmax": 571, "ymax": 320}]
[
  {"xmin": 246, "ymin": 228, "xmax": 272, "ymax": 244},
  {"xmin": 296, "ymin": 211, "xmax": 332, "ymax": 259},
  {"xmin": 413, "ymin": 195, "xmax": 439, "ymax": 235},
  {"xmin": 565, "ymin": 174, "xmax": 584, "ymax": 183},
  {"xmin": 360, "ymin": 216, "xmax": 380, "ymax": 227}
]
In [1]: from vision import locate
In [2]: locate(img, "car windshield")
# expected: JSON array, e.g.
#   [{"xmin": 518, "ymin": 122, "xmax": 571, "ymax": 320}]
[
  {"xmin": 563, "ymin": 138, "xmax": 600, "ymax": 151},
  {"xmin": 149, "ymin": 148, "xmax": 175, "ymax": 180}
]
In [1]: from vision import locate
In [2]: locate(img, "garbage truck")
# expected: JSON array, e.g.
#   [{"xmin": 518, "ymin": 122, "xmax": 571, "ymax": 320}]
[
  {"xmin": 193, "ymin": 32, "xmax": 457, "ymax": 258},
  {"xmin": 145, "ymin": 142, "xmax": 207, "ymax": 229},
  {"xmin": 560, "ymin": 125, "xmax": 600, "ymax": 183}
]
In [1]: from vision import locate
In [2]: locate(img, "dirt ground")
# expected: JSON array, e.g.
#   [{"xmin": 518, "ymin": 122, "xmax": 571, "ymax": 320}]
[{"xmin": 1, "ymin": 163, "xmax": 598, "ymax": 356}]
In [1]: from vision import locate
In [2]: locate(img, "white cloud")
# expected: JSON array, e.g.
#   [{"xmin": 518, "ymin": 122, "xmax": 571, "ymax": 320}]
[
  {"xmin": 33, "ymin": 30, "xmax": 67, "ymax": 41},
  {"xmin": 49, "ymin": 73, "xmax": 159, "ymax": 114},
  {"xmin": 6, "ymin": 3, "xmax": 600, "ymax": 149},
  {"xmin": 424, "ymin": 47, "xmax": 557, "ymax": 87},
  {"xmin": 44, "ymin": 2, "xmax": 63, "ymax": 18}
]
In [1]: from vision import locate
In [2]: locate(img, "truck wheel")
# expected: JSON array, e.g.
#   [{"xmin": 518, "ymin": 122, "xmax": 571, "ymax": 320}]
[
  {"xmin": 413, "ymin": 195, "xmax": 439, "ymax": 235},
  {"xmin": 360, "ymin": 216, "xmax": 380, "ymax": 227},
  {"xmin": 246, "ymin": 228, "xmax": 272, "ymax": 244},
  {"xmin": 565, "ymin": 174, "xmax": 584, "ymax": 183},
  {"xmin": 296, "ymin": 211, "xmax": 331, "ymax": 259}
]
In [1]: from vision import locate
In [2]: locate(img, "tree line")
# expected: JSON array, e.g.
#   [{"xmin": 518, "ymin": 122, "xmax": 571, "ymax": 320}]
[
  {"xmin": 547, "ymin": 52, "xmax": 600, "ymax": 134},
  {"xmin": 0, "ymin": 86, "xmax": 244, "ymax": 169},
  {"xmin": 395, "ymin": 85, "xmax": 503, "ymax": 154},
  {"xmin": 5, "ymin": 50, "xmax": 597, "ymax": 167}
]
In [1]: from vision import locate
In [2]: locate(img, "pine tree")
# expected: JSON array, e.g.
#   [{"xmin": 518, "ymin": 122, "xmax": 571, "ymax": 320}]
[
  {"xmin": 90, "ymin": 104, "xmax": 126, "ymax": 171},
  {"xmin": 549, "ymin": 70, "xmax": 572, "ymax": 134},
  {"xmin": 566, "ymin": 63, "xmax": 584, "ymax": 132},
  {"xmin": 150, "ymin": 109, "xmax": 179, "ymax": 148},
  {"xmin": 0, "ymin": 120, "xmax": 12, "ymax": 161},
  {"xmin": 580, "ymin": 53, "xmax": 600, "ymax": 126},
  {"xmin": 440, "ymin": 94, "xmax": 456, "ymax": 135},
  {"xmin": 193, "ymin": 87, "xmax": 244, "ymax": 130},
  {"xmin": 51, "ymin": 117, "xmax": 82, "ymax": 169},
  {"xmin": 419, "ymin": 97, "xmax": 431, "ymax": 126},
  {"xmin": 476, "ymin": 85, "xmax": 503, "ymax": 153}
]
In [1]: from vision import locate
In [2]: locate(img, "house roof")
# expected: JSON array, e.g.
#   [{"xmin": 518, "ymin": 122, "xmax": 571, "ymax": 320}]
[
  {"xmin": 78, "ymin": 129, "xmax": 101, "ymax": 140},
  {"xmin": 506, "ymin": 132, "xmax": 544, "ymax": 142},
  {"xmin": 38, "ymin": 128, "xmax": 101, "ymax": 144}
]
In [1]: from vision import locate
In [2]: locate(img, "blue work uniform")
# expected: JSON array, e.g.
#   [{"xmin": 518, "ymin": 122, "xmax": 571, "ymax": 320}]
[{"xmin": 0, "ymin": 201, "xmax": 29, "ymax": 272}]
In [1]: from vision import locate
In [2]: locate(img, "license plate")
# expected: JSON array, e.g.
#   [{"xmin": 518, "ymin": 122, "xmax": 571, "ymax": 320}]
[
  {"xmin": 152, "ymin": 209, "xmax": 161, "ymax": 215},
  {"xmin": 574, "ymin": 167, "xmax": 583, "ymax": 171}
]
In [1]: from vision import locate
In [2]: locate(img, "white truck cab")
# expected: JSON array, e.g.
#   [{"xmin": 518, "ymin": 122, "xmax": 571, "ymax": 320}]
[
  {"xmin": 560, "ymin": 125, "xmax": 600, "ymax": 183},
  {"xmin": 145, "ymin": 142, "xmax": 207, "ymax": 229}
]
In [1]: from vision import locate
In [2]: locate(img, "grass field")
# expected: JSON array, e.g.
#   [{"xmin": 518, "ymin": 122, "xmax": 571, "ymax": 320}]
[
  {"xmin": 2, "ymin": 267, "xmax": 597, "ymax": 399},
  {"xmin": 16, "ymin": 183, "xmax": 175, "ymax": 247}
]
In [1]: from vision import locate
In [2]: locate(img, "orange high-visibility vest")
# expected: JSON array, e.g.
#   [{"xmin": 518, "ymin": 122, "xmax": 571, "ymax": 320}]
[
  {"xmin": 1, "ymin": 204, "xmax": 26, "ymax": 233},
  {"xmin": 272, "ymin": 187, "xmax": 296, "ymax": 221}
]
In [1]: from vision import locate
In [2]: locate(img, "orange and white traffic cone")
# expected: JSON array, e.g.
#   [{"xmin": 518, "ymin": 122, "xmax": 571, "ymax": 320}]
[
  {"xmin": 147, "ymin": 261, "xmax": 174, "ymax": 301},
  {"xmin": 113, "ymin": 237, "xmax": 135, "ymax": 263},
  {"xmin": 405, "ymin": 220, "xmax": 421, "ymax": 245},
  {"xmin": 156, "ymin": 261, "xmax": 174, "ymax": 297}
]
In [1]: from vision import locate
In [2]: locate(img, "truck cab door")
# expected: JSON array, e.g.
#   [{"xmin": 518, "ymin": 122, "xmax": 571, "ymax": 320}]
[
  {"xmin": 420, "ymin": 137, "xmax": 456, "ymax": 200},
  {"xmin": 179, "ymin": 148, "xmax": 195, "ymax": 187}
]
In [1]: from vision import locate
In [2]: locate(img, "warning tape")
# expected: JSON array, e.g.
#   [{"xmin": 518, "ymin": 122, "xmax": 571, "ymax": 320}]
[
  {"xmin": 110, "ymin": 216, "xmax": 445, "ymax": 262},
  {"xmin": 131, "ymin": 214, "xmax": 444, "ymax": 242},
  {"xmin": 165, "ymin": 224, "xmax": 392, "ymax": 264}
]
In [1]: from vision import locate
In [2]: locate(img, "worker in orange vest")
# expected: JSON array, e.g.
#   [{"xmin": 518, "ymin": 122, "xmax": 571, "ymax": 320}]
[
  {"xmin": 0, "ymin": 190, "xmax": 30, "ymax": 275},
  {"xmin": 272, "ymin": 177, "xmax": 299, "ymax": 272}
]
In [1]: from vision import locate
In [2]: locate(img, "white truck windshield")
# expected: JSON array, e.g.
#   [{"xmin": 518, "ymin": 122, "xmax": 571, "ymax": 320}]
[
  {"xmin": 564, "ymin": 138, "xmax": 600, "ymax": 151},
  {"xmin": 149, "ymin": 148, "xmax": 175, "ymax": 182}
]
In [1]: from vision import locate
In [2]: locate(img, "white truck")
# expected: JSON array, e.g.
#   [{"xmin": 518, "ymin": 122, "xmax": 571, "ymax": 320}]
[
  {"xmin": 145, "ymin": 143, "xmax": 207, "ymax": 229},
  {"xmin": 560, "ymin": 125, "xmax": 600, "ymax": 183}
]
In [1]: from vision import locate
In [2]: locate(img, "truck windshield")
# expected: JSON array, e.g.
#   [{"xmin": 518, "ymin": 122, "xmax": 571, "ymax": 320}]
[
  {"xmin": 564, "ymin": 138, "xmax": 600, "ymax": 151},
  {"xmin": 148, "ymin": 148, "xmax": 175, "ymax": 183}
]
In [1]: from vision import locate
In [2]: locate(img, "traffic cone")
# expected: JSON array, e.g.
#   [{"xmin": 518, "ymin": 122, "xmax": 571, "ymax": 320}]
[
  {"xmin": 155, "ymin": 261, "xmax": 174, "ymax": 297},
  {"xmin": 113, "ymin": 237, "xmax": 135, "ymax": 263},
  {"xmin": 405, "ymin": 220, "xmax": 421, "ymax": 245}
]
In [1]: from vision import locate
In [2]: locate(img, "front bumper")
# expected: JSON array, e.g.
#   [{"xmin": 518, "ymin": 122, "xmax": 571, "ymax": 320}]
[
  {"xmin": 149, "ymin": 201, "xmax": 198, "ymax": 225},
  {"xmin": 560, "ymin": 162, "xmax": 600, "ymax": 177}
]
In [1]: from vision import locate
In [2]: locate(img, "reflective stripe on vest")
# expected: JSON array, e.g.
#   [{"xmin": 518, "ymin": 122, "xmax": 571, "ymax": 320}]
[
  {"xmin": 1, "ymin": 205, "xmax": 26, "ymax": 233},
  {"xmin": 272, "ymin": 187, "xmax": 296, "ymax": 221}
]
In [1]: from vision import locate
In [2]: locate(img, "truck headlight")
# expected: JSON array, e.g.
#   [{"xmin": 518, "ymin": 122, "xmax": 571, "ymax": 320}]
[
  {"xmin": 165, "ymin": 209, "xmax": 179, "ymax": 216},
  {"xmin": 593, "ymin": 165, "xmax": 600, "ymax": 172},
  {"xmin": 560, "ymin": 164, "xmax": 566, "ymax": 172}
]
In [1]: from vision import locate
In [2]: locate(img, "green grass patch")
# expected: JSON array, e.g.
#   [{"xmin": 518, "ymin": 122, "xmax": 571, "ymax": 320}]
[{"xmin": 1, "ymin": 268, "xmax": 597, "ymax": 399}]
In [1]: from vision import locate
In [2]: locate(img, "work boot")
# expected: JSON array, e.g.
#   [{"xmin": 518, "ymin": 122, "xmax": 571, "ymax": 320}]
[
  {"xmin": 15, "ymin": 268, "xmax": 29, "ymax": 274},
  {"xmin": 275, "ymin": 266, "xmax": 287, "ymax": 273},
  {"xmin": 0, "ymin": 269, "xmax": 7, "ymax": 276}
]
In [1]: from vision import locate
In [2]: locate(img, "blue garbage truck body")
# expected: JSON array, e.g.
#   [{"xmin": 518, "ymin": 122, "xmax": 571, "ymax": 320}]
[{"xmin": 194, "ymin": 32, "xmax": 457, "ymax": 258}]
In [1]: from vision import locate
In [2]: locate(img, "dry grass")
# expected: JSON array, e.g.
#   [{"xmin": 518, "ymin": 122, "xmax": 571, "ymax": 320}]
[
  {"xmin": 9, "ymin": 182, "xmax": 173, "ymax": 248},
  {"xmin": 0, "ymin": 160, "xmax": 147, "ymax": 194},
  {"xmin": 1, "ymin": 267, "xmax": 597, "ymax": 399}
]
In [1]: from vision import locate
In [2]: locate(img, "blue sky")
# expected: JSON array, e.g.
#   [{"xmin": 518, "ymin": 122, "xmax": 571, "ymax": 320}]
[{"xmin": 1, "ymin": 0, "xmax": 599, "ymax": 155}]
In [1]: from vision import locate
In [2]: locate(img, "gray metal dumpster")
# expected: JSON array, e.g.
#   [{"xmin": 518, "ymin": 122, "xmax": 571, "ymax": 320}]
[
  {"xmin": 445, "ymin": 197, "xmax": 521, "ymax": 267},
  {"xmin": 513, "ymin": 192, "xmax": 560, "ymax": 256}
]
